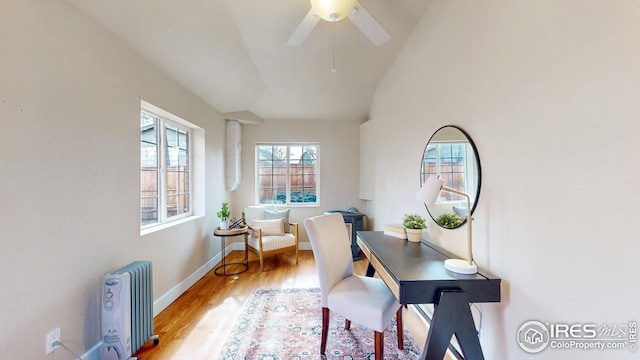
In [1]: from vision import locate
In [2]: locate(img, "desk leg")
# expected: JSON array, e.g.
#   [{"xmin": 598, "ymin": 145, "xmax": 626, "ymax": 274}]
[
  {"xmin": 365, "ymin": 262, "xmax": 376, "ymax": 277},
  {"xmin": 421, "ymin": 290, "xmax": 483, "ymax": 360}
]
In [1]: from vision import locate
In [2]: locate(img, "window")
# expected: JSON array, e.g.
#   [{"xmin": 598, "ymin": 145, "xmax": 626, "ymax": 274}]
[
  {"xmin": 256, "ymin": 144, "xmax": 319, "ymax": 205},
  {"xmin": 140, "ymin": 106, "xmax": 192, "ymax": 228},
  {"xmin": 421, "ymin": 142, "xmax": 468, "ymax": 202}
]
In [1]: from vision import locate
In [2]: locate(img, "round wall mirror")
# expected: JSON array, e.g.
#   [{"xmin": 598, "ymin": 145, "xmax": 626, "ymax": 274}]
[{"xmin": 420, "ymin": 125, "xmax": 481, "ymax": 229}]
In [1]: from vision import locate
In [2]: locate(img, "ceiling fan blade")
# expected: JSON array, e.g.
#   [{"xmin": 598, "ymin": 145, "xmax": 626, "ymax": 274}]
[
  {"xmin": 348, "ymin": 1, "xmax": 390, "ymax": 46},
  {"xmin": 287, "ymin": 9, "xmax": 320, "ymax": 46}
]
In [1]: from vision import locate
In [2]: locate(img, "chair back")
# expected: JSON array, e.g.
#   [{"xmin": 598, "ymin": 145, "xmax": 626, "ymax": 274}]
[
  {"xmin": 304, "ymin": 213, "xmax": 354, "ymax": 307},
  {"xmin": 243, "ymin": 206, "xmax": 265, "ymax": 227}
]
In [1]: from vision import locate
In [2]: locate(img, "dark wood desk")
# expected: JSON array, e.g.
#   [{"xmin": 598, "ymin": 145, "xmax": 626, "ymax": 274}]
[{"xmin": 356, "ymin": 231, "xmax": 501, "ymax": 360}]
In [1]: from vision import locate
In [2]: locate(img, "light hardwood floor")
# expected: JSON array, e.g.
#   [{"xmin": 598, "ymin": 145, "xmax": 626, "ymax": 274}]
[{"xmin": 133, "ymin": 250, "xmax": 437, "ymax": 359}]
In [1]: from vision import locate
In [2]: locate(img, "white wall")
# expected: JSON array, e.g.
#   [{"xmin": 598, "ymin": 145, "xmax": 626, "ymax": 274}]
[
  {"xmin": 0, "ymin": 1, "xmax": 229, "ymax": 359},
  {"xmin": 236, "ymin": 119, "xmax": 365, "ymax": 244},
  {"xmin": 365, "ymin": 1, "xmax": 640, "ymax": 359}
]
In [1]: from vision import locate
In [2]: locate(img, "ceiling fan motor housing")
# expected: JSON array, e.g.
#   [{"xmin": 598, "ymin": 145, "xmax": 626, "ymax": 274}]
[{"xmin": 310, "ymin": 0, "xmax": 357, "ymax": 22}]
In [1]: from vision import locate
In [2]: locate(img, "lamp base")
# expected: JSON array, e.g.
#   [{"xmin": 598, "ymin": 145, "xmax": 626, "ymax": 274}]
[{"xmin": 444, "ymin": 259, "xmax": 477, "ymax": 274}]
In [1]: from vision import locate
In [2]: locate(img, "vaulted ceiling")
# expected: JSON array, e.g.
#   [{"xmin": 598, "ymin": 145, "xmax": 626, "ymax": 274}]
[{"xmin": 65, "ymin": 0, "xmax": 431, "ymax": 121}]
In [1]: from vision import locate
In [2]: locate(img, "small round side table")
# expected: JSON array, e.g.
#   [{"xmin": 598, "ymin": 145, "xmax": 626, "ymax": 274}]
[{"xmin": 213, "ymin": 226, "xmax": 248, "ymax": 276}]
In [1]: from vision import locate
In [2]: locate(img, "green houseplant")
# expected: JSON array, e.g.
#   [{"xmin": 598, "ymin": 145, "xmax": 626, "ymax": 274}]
[
  {"xmin": 436, "ymin": 213, "xmax": 463, "ymax": 229},
  {"xmin": 403, "ymin": 213, "xmax": 426, "ymax": 242},
  {"xmin": 217, "ymin": 202, "xmax": 230, "ymax": 229}
]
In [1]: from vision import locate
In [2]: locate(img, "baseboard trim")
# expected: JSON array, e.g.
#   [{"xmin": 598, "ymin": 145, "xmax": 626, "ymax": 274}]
[{"xmin": 153, "ymin": 254, "xmax": 219, "ymax": 316}]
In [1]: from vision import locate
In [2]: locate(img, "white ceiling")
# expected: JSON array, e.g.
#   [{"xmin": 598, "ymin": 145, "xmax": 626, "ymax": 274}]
[{"xmin": 65, "ymin": 0, "xmax": 431, "ymax": 121}]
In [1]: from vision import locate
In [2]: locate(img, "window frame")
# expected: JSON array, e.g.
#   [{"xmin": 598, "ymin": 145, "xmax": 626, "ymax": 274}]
[
  {"xmin": 421, "ymin": 141, "xmax": 470, "ymax": 203},
  {"xmin": 140, "ymin": 102, "xmax": 194, "ymax": 230},
  {"xmin": 255, "ymin": 143, "xmax": 320, "ymax": 207}
]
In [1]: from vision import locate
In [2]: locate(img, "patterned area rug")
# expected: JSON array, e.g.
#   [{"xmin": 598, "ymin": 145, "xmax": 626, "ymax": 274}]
[{"xmin": 218, "ymin": 288, "xmax": 422, "ymax": 359}]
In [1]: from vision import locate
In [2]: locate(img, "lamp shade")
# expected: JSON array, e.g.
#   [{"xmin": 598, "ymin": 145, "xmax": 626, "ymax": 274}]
[
  {"xmin": 310, "ymin": 0, "xmax": 357, "ymax": 22},
  {"xmin": 416, "ymin": 175, "xmax": 445, "ymax": 206}
]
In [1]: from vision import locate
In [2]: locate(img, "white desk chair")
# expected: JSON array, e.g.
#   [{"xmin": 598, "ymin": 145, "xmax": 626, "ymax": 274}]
[{"xmin": 304, "ymin": 213, "xmax": 403, "ymax": 359}]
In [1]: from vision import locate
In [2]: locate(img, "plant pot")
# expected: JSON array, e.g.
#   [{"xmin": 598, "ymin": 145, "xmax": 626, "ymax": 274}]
[
  {"xmin": 219, "ymin": 221, "xmax": 228, "ymax": 230},
  {"xmin": 405, "ymin": 228, "xmax": 423, "ymax": 243}
]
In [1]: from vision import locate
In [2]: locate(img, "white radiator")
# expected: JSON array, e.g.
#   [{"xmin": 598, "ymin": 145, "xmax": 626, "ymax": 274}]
[{"xmin": 102, "ymin": 261, "xmax": 158, "ymax": 359}]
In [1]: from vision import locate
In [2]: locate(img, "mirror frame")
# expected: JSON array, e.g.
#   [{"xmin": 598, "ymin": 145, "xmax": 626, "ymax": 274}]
[{"xmin": 420, "ymin": 125, "xmax": 482, "ymax": 229}]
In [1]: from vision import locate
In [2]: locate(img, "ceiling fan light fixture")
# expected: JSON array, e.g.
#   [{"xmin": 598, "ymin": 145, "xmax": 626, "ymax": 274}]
[{"xmin": 310, "ymin": 0, "xmax": 357, "ymax": 22}]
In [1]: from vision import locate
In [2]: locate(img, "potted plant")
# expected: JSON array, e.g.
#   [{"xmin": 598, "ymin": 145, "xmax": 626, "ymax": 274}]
[
  {"xmin": 436, "ymin": 213, "xmax": 463, "ymax": 229},
  {"xmin": 217, "ymin": 202, "xmax": 230, "ymax": 230},
  {"xmin": 403, "ymin": 213, "xmax": 426, "ymax": 242}
]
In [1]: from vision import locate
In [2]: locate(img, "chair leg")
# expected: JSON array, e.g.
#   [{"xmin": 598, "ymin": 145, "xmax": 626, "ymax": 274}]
[
  {"xmin": 374, "ymin": 331, "xmax": 384, "ymax": 360},
  {"xmin": 345, "ymin": 319, "xmax": 351, "ymax": 330},
  {"xmin": 396, "ymin": 307, "xmax": 404, "ymax": 350},
  {"xmin": 259, "ymin": 253, "xmax": 264, "ymax": 272},
  {"xmin": 321, "ymin": 307, "xmax": 329, "ymax": 355}
]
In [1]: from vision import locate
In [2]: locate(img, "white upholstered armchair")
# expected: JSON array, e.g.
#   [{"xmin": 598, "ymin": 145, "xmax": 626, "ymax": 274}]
[{"xmin": 243, "ymin": 206, "xmax": 299, "ymax": 271}]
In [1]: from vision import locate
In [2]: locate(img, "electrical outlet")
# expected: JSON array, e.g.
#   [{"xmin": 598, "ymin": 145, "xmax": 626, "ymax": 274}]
[{"xmin": 45, "ymin": 327, "xmax": 60, "ymax": 354}]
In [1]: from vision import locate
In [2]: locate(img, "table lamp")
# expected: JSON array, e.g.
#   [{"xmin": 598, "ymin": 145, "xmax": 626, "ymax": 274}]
[{"xmin": 416, "ymin": 175, "xmax": 477, "ymax": 274}]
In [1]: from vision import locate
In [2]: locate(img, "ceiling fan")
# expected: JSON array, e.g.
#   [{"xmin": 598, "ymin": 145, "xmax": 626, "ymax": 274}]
[{"xmin": 287, "ymin": 0, "xmax": 391, "ymax": 47}]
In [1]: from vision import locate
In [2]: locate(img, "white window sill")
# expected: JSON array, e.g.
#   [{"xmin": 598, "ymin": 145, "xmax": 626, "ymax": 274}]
[
  {"xmin": 140, "ymin": 215, "xmax": 204, "ymax": 236},
  {"xmin": 259, "ymin": 204, "xmax": 321, "ymax": 208}
]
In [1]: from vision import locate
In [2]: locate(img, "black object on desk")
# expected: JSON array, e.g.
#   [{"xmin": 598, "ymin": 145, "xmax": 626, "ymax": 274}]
[{"xmin": 356, "ymin": 231, "xmax": 501, "ymax": 360}]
